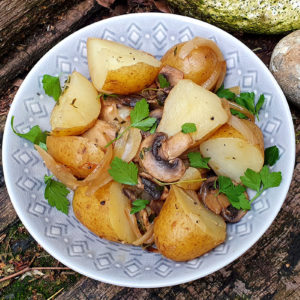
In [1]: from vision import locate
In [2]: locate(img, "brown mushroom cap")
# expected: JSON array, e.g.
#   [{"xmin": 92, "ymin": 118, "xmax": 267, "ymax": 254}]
[
  {"xmin": 199, "ymin": 176, "xmax": 247, "ymax": 223},
  {"xmin": 139, "ymin": 133, "xmax": 186, "ymax": 182}
]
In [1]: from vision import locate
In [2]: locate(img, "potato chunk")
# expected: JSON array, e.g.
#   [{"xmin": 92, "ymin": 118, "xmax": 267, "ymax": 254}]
[
  {"xmin": 50, "ymin": 71, "xmax": 101, "ymax": 136},
  {"xmin": 154, "ymin": 185, "xmax": 226, "ymax": 261},
  {"xmin": 157, "ymin": 79, "xmax": 229, "ymax": 142},
  {"xmin": 87, "ymin": 38, "xmax": 161, "ymax": 94},
  {"xmin": 46, "ymin": 136, "xmax": 104, "ymax": 178},
  {"xmin": 200, "ymin": 120, "xmax": 264, "ymax": 183}
]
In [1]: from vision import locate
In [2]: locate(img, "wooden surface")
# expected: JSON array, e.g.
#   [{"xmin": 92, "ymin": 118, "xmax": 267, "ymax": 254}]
[{"xmin": 0, "ymin": 0, "xmax": 299, "ymax": 298}]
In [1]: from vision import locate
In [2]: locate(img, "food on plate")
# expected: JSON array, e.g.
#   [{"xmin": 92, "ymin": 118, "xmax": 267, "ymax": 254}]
[
  {"xmin": 154, "ymin": 185, "xmax": 226, "ymax": 261},
  {"xmin": 87, "ymin": 38, "xmax": 161, "ymax": 95},
  {"xmin": 46, "ymin": 136, "xmax": 105, "ymax": 178},
  {"xmin": 200, "ymin": 117, "xmax": 264, "ymax": 183},
  {"xmin": 50, "ymin": 71, "xmax": 101, "ymax": 136},
  {"xmin": 161, "ymin": 37, "xmax": 226, "ymax": 91},
  {"xmin": 12, "ymin": 36, "xmax": 282, "ymax": 262},
  {"xmin": 157, "ymin": 79, "xmax": 229, "ymax": 142}
]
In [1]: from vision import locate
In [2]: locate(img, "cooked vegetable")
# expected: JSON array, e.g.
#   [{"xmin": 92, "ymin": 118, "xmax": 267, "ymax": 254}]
[
  {"xmin": 46, "ymin": 136, "xmax": 105, "ymax": 178},
  {"xmin": 87, "ymin": 38, "xmax": 161, "ymax": 95},
  {"xmin": 154, "ymin": 185, "xmax": 226, "ymax": 261},
  {"xmin": 200, "ymin": 117, "xmax": 264, "ymax": 183},
  {"xmin": 50, "ymin": 71, "xmax": 101, "ymax": 136},
  {"xmin": 161, "ymin": 37, "xmax": 226, "ymax": 91},
  {"xmin": 176, "ymin": 167, "xmax": 205, "ymax": 190},
  {"xmin": 73, "ymin": 184, "xmax": 120, "ymax": 242},
  {"xmin": 157, "ymin": 79, "xmax": 229, "ymax": 142},
  {"xmin": 138, "ymin": 133, "xmax": 187, "ymax": 182}
]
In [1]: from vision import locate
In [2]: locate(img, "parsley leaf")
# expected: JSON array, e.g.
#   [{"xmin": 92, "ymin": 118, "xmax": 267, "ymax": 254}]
[
  {"xmin": 130, "ymin": 199, "xmax": 150, "ymax": 214},
  {"xmin": 108, "ymin": 157, "xmax": 138, "ymax": 185},
  {"xmin": 105, "ymin": 99, "xmax": 156, "ymax": 147},
  {"xmin": 42, "ymin": 74, "xmax": 61, "ymax": 101},
  {"xmin": 264, "ymin": 146, "xmax": 279, "ymax": 166},
  {"xmin": 44, "ymin": 175, "xmax": 70, "ymax": 215},
  {"xmin": 230, "ymin": 108, "xmax": 248, "ymax": 119},
  {"xmin": 133, "ymin": 117, "xmax": 157, "ymax": 131},
  {"xmin": 130, "ymin": 98, "xmax": 149, "ymax": 124},
  {"xmin": 11, "ymin": 116, "xmax": 49, "ymax": 145},
  {"xmin": 240, "ymin": 166, "xmax": 282, "ymax": 204},
  {"xmin": 188, "ymin": 152, "xmax": 210, "ymax": 169},
  {"xmin": 240, "ymin": 168, "xmax": 261, "ymax": 192},
  {"xmin": 216, "ymin": 85, "xmax": 265, "ymax": 120},
  {"xmin": 181, "ymin": 123, "xmax": 197, "ymax": 133},
  {"xmin": 217, "ymin": 176, "xmax": 249, "ymax": 210},
  {"xmin": 260, "ymin": 165, "xmax": 282, "ymax": 190},
  {"xmin": 158, "ymin": 74, "xmax": 170, "ymax": 88},
  {"xmin": 216, "ymin": 85, "xmax": 236, "ymax": 100},
  {"xmin": 149, "ymin": 121, "xmax": 158, "ymax": 134}
]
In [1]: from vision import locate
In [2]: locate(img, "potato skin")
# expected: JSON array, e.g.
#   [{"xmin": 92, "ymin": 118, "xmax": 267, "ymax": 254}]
[
  {"xmin": 161, "ymin": 39, "xmax": 226, "ymax": 90},
  {"xmin": 46, "ymin": 136, "xmax": 104, "ymax": 178},
  {"xmin": 200, "ymin": 120, "xmax": 264, "ymax": 182},
  {"xmin": 102, "ymin": 62, "xmax": 160, "ymax": 95},
  {"xmin": 73, "ymin": 184, "xmax": 119, "ymax": 242},
  {"xmin": 154, "ymin": 186, "xmax": 226, "ymax": 261}
]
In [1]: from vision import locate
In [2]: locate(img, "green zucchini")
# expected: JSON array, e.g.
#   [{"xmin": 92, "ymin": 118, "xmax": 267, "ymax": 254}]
[{"xmin": 167, "ymin": 0, "xmax": 300, "ymax": 34}]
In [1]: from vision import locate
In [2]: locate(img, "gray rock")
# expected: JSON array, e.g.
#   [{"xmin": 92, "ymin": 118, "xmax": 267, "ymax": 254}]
[{"xmin": 269, "ymin": 30, "xmax": 300, "ymax": 108}]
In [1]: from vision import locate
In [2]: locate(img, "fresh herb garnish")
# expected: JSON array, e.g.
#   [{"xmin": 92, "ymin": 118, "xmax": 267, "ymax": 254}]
[
  {"xmin": 149, "ymin": 121, "xmax": 158, "ymax": 134},
  {"xmin": 108, "ymin": 157, "xmax": 138, "ymax": 185},
  {"xmin": 158, "ymin": 74, "xmax": 170, "ymax": 88},
  {"xmin": 216, "ymin": 85, "xmax": 265, "ymax": 120},
  {"xmin": 264, "ymin": 145, "xmax": 280, "ymax": 166},
  {"xmin": 44, "ymin": 175, "xmax": 70, "ymax": 215},
  {"xmin": 188, "ymin": 152, "xmax": 210, "ymax": 169},
  {"xmin": 217, "ymin": 176, "xmax": 250, "ymax": 210},
  {"xmin": 181, "ymin": 123, "xmax": 197, "ymax": 134},
  {"xmin": 230, "ymin": 108, "xmax": 248, "ymax": 119},
  {"xmin": 42, "ymin": 74, "xmax": 61, "ymax": 101},
  {"xmin": 130, "ymin": 199, "xmax": 150, "ymax": 214},
  {"xmin": 240, "ymin": 166, "xmax": 282, "ymax": 204},
  {"xmin": 11, "ymin": 116, "xmax": 49, "ymax": 146},
  {"xmin": 105, "ymin": 99, "xmax": 156, "ymax": 147},
  {"xmin": 98, "ymin": 93, "xmax": 118, "ymax": 100}
]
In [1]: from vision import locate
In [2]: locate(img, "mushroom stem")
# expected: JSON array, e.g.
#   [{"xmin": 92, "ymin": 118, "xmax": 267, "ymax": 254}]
[{"xmin": 160, "ymin": 132, "xmax": 193, "ymax": 160}]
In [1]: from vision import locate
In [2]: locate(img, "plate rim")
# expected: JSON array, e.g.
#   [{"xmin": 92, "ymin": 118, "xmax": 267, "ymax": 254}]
[{"xmin": 2, "ymin": 12, "xmax": 296, "ymax": 288}]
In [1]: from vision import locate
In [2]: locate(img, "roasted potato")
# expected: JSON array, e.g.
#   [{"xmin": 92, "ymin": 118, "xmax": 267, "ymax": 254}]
[
  {"xmin": 157, "ymin": 79, "xmax": 229, "ymax": 142},
  {"xmin": 73, "ymin": 184, "xmax": 119, "ymax": 242},
  {"xmin": 73, "ymin": 183, "xmax": 138, "ymax": 243},
  {"xmin": 199, "ymin": 117, "xmax": 264, "ymax": 183},
  {"xmin": 154, "ymin": 185, "xmax": 226, "ymax": 261},
  {"xmin": 46, "ymin": 136, "xmax": 104, "ymax": 178},
  {"xmin": 87, "ymin": 38, "xmax": 161, "ymax": 95},
  {"xmin": 161, "ymin": 37, "xmax": 226, "ymax": 91},
  {"xmin": 176, "ymin": 167, "xmax": 205, "ymax": 190},
  {"xmin": 50, "ymin": 71, "xmax": 101, "ymax": 136}
]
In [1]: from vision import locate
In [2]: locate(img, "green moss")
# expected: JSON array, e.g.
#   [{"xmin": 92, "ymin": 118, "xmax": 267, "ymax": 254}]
[{"xmin": 167, "ymin": 0, "xmax": 300, "ymax": 34}]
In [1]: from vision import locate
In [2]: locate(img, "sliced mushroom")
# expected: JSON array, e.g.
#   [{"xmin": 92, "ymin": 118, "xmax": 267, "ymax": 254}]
[
  {"xmin": 139, "ymin": 132, "xmax": 187, "ymax": 182},
  {"xmin": 160, "ymin": 132, "xmax": 193, "ymax": 160},
  {"xmin": 159, "ymin": 65, "xmax": 184, "ymax": 87},
  {"xmin": 199, "ymin": 177, "xmax": 247, "ymax": 223}
]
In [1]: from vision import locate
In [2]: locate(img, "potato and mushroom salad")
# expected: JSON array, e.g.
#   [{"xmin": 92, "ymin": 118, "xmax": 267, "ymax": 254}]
[{"xmin": 12, "ymin": 37, "xmax": 282, "ymax": 261}]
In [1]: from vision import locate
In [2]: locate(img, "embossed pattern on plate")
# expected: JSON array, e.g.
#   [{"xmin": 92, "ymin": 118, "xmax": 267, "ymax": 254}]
[{"xmin": 3, "ymin": 13, "xmax": 295, "ymax": 288}]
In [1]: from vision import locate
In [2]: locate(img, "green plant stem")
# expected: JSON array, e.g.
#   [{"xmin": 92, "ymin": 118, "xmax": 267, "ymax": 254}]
[
  {"xmin": 249, "ymin": 188, "xmax": 265, "ymax": 204},
  {"xmin": 105, "ymin": 125, "xmax": 131, "ymax": 148},
  {"xmin": 152, "ymin": 178, "xmax": 206, "ymax": 186}
]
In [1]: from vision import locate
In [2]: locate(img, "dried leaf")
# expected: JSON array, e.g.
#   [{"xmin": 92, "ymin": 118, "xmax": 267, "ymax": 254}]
[
  {"xmin": 20, "ymin": 270, "xmax": 44, "ymax": 280},
  {"xmin": 153, "ymin": 0, "xmax": 172, "ymax": 13},
  {"xmin": 95, "ymin": 0, "xmax": 115, "ymax": 8}
]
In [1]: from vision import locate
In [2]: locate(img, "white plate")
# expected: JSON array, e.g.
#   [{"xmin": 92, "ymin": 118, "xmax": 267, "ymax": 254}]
[{"xmin": 3, "ymin": 13, "xmax": 295, "ymax": 288}]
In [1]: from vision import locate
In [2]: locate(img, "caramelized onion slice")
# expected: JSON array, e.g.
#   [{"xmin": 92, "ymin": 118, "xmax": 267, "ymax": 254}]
[
  {"xmin": 124, "ymin": 207, "xmax": 142, "ymax": 239},
  {"xmin": 35, "ymin": 145, "xmax": 79, "ymax": 190},
  {"xmin": 201, "ymin": 60, "xmax": 222, "ymax": 91},
  {"xmin": 228, "ymin": 115, "xmax": 257, "ymax": 145},
  {"xmin": 132, "ymin": 223, "xmax": 154, "ymax": 246},
  {"xmin": 224, "ymin": 99, "xmax": 255, "ymax": 122},
  {"xmin": 179, "ymin": 37, "xmax": 224, "ymax": 61}
]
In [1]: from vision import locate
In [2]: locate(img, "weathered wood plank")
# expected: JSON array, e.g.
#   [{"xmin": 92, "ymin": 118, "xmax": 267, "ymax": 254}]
[
  {"xmin": 0, "ymin": 0, "xmax": 102, "ymax": 97},
  {"xmin": 0, "ymin": 0, "xmax": 81, "ymax": 60}
]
